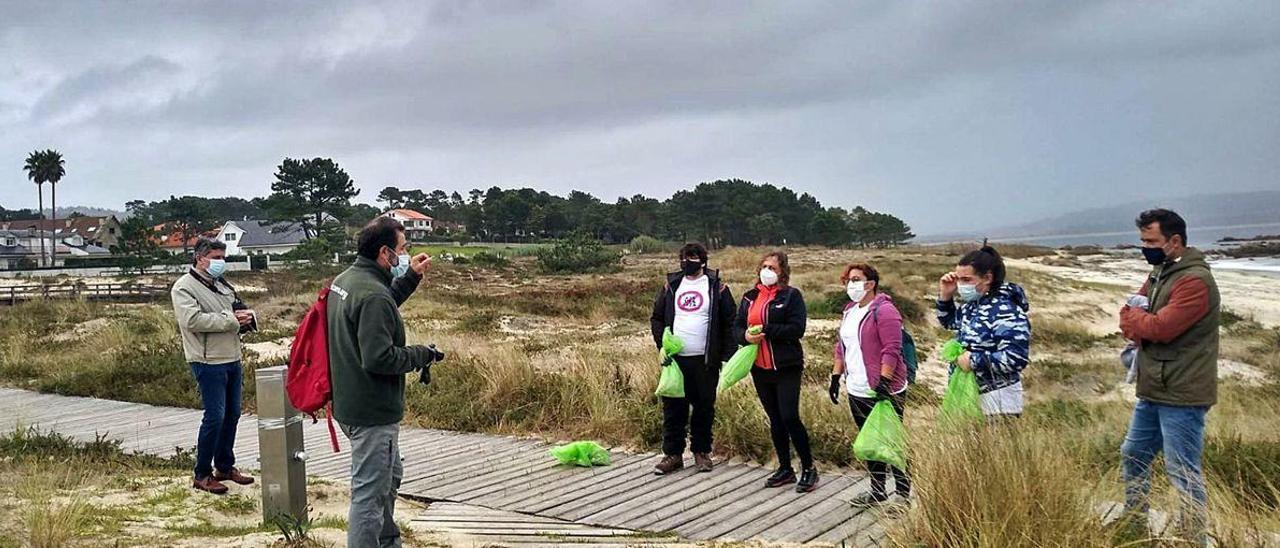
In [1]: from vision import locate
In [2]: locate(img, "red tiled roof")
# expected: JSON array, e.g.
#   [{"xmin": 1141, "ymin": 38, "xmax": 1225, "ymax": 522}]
[
  {"xmin": 151, "ymin": 224, "xmax": 217, "ymax": 249},
  {"xmin": 389, "ymin": 209, "xmax": 433, "ymax": 221}
]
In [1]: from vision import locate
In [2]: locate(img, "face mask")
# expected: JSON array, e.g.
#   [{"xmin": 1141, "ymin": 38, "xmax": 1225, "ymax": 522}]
[
  {"xmin": 957, "ymin": 283, "xmax": 981, "ymax": 302},
  {"xmin": 759, "ymin": 268, "xmax": 779, "ymax": 287},
  {"xmin": 206, "ymin": 258, "xmax": 226, "ymax": 278},
  {"xmin": 1141, "ymin": 246, "xmax": 1168, "ymax": 266},
  {"xmin": 847, "ymin": 281, "xmax": 867, "ymax": 303},
  {"xmin": 681, "ymin": 260, "xmax": 704, "ymax": 277},
  {"xmin": 388, "ymin": 251, "xmax": 411, "ymax": 278}
]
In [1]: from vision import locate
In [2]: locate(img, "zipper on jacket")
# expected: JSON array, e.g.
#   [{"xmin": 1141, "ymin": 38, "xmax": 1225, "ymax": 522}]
[{"xmin": 761, "ymin": 289, "xmax": 775, "ymax": 370}]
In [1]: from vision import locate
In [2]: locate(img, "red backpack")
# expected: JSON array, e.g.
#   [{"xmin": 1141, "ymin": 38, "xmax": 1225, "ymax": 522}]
[{"xmin": 285, "ymin": 285, "xmax": 341, "ymax": 452}]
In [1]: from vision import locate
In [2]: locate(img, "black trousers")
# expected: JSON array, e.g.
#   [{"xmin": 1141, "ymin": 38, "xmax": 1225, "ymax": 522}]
[
  {"xmin": 849, "ymin": 393, "xmax": 911, "ymax": 497},
  {"xmin": 661, "ymin": 354, "xmax": 718, "ymax": 456},
  {"xmin": 751, "ymin": 366, "xmax": 813, "ymax": 470}
]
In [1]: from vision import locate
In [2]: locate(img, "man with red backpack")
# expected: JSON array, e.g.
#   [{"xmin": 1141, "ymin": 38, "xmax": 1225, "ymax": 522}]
[{"xmin": 329, "ymin": 217, "xmax": 439, "ymax": 548}]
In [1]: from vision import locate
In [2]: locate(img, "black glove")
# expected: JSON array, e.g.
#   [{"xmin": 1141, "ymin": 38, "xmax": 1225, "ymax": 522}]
[
  {"xmin": 418, "ymin": 345, "xmax": 445, "ymax": 386},
  {"xmin": 873, "ymin": 375, "xmax": 894, "ymax": 400},
  {"xmin": 828, "ymin": 375, "xmax": 841, "ymax": 405}
]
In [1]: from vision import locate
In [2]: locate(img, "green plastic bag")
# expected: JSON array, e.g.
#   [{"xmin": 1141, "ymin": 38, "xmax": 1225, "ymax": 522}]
[
  {"xmin": 717, "ymin": 345, "xmax": 756, "ymax": 393},
  {"xmin": 939, "ymin": 339, "xmax": 965, "ymax": 364},
  {"xmin": 940, "ymin": 369, "xmax": 985, "ymax": 428},
  {"xmin": 549, "ymin": 441, "xmax": 612, "ymax": 467},
  {"xmin": 852, "ymin": 400, "xmax": 907, "ymax": 470},
  {"xmin": 655, "ymin": 362, "xmax": 685, "ymax": 398},
  {"xmin": 661, "ymin": 327, "xmax": 684, "ymax": 359},
  {"xmin": 717, "ymin": 326, "xmax": 763, "ymax": 393},
  {"xmin": 655, "ymin": 328, "xmax": 686, "ymax": 398}
]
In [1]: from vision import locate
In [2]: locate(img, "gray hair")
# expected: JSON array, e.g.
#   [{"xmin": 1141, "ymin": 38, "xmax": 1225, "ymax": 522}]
[{"xmin": 193, "ymin": 237, "xmax": 227, "ymax": 262}]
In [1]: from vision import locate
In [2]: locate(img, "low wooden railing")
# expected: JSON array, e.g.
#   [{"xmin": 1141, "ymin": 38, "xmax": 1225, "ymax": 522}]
[{"xmin": 0, "ymin": 283, "xmax": 168, "ymax": 305}]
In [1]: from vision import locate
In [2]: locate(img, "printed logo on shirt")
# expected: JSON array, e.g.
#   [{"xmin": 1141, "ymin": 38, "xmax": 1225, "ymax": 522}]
[{"xmin": 677, "ymin": 291, "xmax": 705, "ymax": 312}]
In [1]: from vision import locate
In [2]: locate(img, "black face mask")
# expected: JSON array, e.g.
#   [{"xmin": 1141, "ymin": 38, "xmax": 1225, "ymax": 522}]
[
  {"xmin": 1141, "ymin": 246, "xmax": 1168, "ymax": 266},
  {"xmin": 681, "ymin": 260, "xmax": 704, "ymax": 276}
]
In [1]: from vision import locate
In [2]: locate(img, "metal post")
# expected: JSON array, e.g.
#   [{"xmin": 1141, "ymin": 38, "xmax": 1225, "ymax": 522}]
[{"xmin": 255, "ymin": 366, "xmax": 308, "ymax": 524}]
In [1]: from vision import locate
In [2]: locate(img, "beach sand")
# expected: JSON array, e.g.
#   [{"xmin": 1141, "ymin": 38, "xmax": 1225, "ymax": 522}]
[{"xmin": 1011, "ymin": 252, "xmax": 1280, "ymax": 328}]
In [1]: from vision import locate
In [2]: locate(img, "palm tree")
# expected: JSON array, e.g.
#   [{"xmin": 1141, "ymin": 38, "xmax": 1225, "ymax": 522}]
[{"xmin": 23, "ymin": 149, "xmax": 65, "ymax": 267}]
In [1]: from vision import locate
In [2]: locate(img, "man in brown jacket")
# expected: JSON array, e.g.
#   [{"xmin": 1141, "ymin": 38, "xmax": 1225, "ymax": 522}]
[{"xmin": 1118, "ymin": 208, "xmax": 1218, "ymax": 544}]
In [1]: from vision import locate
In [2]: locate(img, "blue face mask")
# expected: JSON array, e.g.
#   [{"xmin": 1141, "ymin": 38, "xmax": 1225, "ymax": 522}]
[
  {"xmin": 207, "ymin": 258, "xmax": 227, "ymax": 278},
  {"xmin": 390, "ymin": 253, "xmax": 410, "ymax": 278},
  {"xmin": 957, "ymin": 283, "xmax": 981, "ymax": 302}
]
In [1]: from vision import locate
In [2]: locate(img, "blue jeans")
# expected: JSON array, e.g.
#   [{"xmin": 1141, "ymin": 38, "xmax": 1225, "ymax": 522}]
[
  {"xmin": 190, "ymin": 361, "xmax": 243, "ymax": 479},
  {"xmin": 1121, "ymin": 400, "xmax": 1209, "ymax": 539},
  {"xmin": 340, "ymin": 422, "xmax": 403, "ymax": 548}
]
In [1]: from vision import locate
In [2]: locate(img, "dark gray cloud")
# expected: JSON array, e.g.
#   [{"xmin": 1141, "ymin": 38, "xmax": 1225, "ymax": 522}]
[{"xmin": 2, "ymin": 1, "xmax": 1278, "ymax": 234}]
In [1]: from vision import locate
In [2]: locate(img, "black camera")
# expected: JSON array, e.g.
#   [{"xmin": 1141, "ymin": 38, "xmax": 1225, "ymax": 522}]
[
  {"xmin": 232, "ymin": 299, "xmax": 257, "ymax": 335},
  {"xmin": 418, "ymin": 344, "xmax": 446, "ymax": 386}
]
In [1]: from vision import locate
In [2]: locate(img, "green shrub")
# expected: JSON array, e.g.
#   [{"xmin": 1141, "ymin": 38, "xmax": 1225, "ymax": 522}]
[
  {"xmin": 628, "ymin": 235, "xmax": 666, "ymax": 255},
  {"xmin": 470, "ymin": 251, "xmax": 510, "ymax": 268},
  {"xmin": 536, "ymin": 233, "xmax": 621, "ymax": 274}
]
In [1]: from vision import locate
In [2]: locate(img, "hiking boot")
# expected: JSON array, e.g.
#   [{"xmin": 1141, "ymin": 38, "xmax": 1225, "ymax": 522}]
[
  {"xmin": 693, "ymin": 453, "xmax": 714, "ymax": 473},
  {"xmin": 214, "ymin": 468, "xmax": 255, "ymax": 485},
  {"xmin": 192, "ymin": 476, "xmax": 229, "ymax": 495},
  {"xmin": 764, "ymin": 467, "xmax": 796, "ymax": 488},
  {"xmin": 796, "ymin": 467, "xmax": 819, "ymax": 493},
  {"xmin": 849, "ymin": 491, "xmax": 889, "ymax": 508},
  {"xmin": 653, "ymin": 455, "xmax": 684, "ymax": 475}
]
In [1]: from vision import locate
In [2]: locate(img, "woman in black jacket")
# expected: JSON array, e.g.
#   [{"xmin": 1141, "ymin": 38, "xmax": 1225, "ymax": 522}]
[{"xmin": 734, "ymin": 250, "xmax": 816, "ymax": 492}]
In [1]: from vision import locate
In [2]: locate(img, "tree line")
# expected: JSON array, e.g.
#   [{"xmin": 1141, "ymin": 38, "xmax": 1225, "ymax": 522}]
[
  {"xmin": 11, "ymin": 152, "xmax": 914, "ymax": 272},
  {"xmin": 378, "ymin": 179, "xmax": 914, "ymax": 248}
]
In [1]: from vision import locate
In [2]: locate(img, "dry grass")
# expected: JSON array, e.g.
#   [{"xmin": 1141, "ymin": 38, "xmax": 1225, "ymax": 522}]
[{"xmin": 2, "ymin": 248, "xmax": 1279, "ymax": 545}]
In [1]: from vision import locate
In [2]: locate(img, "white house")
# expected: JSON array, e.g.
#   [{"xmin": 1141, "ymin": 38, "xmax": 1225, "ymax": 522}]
[
  {"xmin": 216, "ymin": 219, "xmax": 310, "ymax": 256},
  {"xmin": 381, "ymin": 209, "xmax": 434, "ymax": 242}
]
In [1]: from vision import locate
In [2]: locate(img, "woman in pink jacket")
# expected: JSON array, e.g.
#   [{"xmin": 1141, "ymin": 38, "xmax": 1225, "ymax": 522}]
[{"xmin": 828, "ymin": 262, "xmax": 910, "ymax": 507}]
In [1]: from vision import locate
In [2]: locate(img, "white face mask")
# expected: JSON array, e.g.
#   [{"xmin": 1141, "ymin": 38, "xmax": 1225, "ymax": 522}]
[
  {"xmin": 759, "ymin": 268, "xmax": 779, "ymax": 286},
  {"xmin": 847, "ymin": 281, "xmax": 867, "ymax": 303}
]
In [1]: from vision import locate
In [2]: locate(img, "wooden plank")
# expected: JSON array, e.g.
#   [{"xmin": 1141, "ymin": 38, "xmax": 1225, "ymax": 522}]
[
  {"xmin": 622, "ymin": 466, "xmax": 769, "ymax": 532},
  {"xmin": 761, "ymin": 479, "xmax": 871, "ymax": 542},
  {"xmin": 659, "ymin": 477, "xmax": 810, "ymax": 539},
  {"xmin": 549, "ymin": 457, "xmax": 738, "ymax": 521},
  {"xmin": 590, "ymin": 464, "xmax": 759, "ymax": 528},
  {"xmin": 49, "ymin": 404, "xmax": 151, "ymax": 435},
  {"xmin": 459, "ymin": 453, "xmax": 649, "ymax": 506},
  {"xmin": 700, "ymin": 475, "xmax": 858, "ymax": 541},
  {"xmin": 500, "ymin": 456, "xmax": 661, "ymax": 512},
  {"xmin": 411, "ymin": 445, "xmax": 561, "ymax": 497},
  {"xmin": 400, "ymin": 440, "xmax": 547, "ymax": 493},
  {"xmin": 807, "ymin": 506, "xmax": 886, "ymax": 547},
  {"xmin": 398, "ymin": 436, "xmax": 517, "ymax": 472},
  {"xmin": 13, "ymin": 399, "xmax": 106, "ymax": 424},
  {"xmin": 731, "ymin": 476, "xmax": 867, "ymax": 541}
]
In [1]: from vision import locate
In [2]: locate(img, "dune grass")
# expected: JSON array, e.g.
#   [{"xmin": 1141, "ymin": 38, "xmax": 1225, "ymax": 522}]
[{"xmin": 1, "ymin": 247, "xmax": 1278, "ymax": 544}]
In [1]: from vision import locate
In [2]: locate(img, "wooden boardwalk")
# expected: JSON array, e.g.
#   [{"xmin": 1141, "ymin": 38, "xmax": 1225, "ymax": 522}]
[{"xmin": 0, "ymin": 387, "xmax": 888, "ymax": 546}]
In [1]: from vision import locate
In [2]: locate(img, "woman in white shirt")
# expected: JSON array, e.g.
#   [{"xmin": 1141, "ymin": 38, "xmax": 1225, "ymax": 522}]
[{"xmin": 828, "ymin": 262, "xmax": 911, "ymax": 507}]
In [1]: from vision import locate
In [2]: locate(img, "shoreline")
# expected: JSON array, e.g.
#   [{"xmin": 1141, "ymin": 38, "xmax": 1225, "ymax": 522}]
[{"xmin": 1012, "ymin": 253, "xmax": 1280, "ymax": 327}]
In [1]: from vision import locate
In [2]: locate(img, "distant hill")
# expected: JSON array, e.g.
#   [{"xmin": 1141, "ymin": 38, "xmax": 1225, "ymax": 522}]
[
  {"xmin": 924, "ymin": 191, "xmax": 1280, "ymax": 244},
  {"xmin": 55, "ymin": 206, "xmax": 128, "ymax": 219}
]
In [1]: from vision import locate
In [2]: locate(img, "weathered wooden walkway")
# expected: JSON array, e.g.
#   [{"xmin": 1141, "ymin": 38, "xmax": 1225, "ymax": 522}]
[{"xmin": 0, "ymin": 387, "xmax": 888, "ymax": 546}]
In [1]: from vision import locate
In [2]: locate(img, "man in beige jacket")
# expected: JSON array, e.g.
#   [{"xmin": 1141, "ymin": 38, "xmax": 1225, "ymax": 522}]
[{"xmin": 172, "ymin": 238, "xmax": 256, "ymax": 494}]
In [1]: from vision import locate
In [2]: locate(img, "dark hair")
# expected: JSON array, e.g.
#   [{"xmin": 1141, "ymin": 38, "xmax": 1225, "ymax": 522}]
[
  {"xmin": 679, "ymin": 242, "xmax": 709, "ymax": 263},
  {"xmin": 758, "ymin": 250, "xmax": 792, "ymax": 287},
  {"xmin": 192, "ymin": 238, "xmax": 226, "ymax": 263},
  {"xmin": 841, "ymin": 262, "xmax": 880, "ymax": 291},
  {"xmin": 958, "ymin": 243, "xmax": 1005, "ymax": 296},
  {"xmin": 1135, "ymin": 208, "xmax": 1188, "ymax": 246},
  {"xmin": 357, "ymin": 217, "xmax": 405, "ymax": 260}
]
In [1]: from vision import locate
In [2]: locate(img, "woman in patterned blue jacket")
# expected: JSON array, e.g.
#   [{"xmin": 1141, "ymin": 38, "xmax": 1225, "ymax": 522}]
[{"xmin": 936, "ymin": 245, "xmax": 1032, "ymax": 417}]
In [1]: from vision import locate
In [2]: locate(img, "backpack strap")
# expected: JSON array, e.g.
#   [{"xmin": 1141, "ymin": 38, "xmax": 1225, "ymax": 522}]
[{"xmin": 326, "ymin": 401, "xmax": 341, "ymax": 453}]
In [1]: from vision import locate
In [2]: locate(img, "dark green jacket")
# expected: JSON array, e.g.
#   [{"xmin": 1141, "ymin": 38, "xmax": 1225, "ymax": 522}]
[
  {"xmin": 1131, "ymin": 248, "xmax": 1220, "ymax": 407},
  {"xmin": 327, "ymin": 257, "xmax": 432, "ymax": 426}
]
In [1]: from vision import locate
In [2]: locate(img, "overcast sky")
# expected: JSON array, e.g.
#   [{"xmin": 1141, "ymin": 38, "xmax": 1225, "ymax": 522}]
[{"xmin": 2, "ymin": 1, "xmax": 1277, "ymax": 234}]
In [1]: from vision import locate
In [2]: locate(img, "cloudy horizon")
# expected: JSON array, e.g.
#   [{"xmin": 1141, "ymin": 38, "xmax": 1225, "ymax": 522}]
[{"xmin": 3, "ymin": 1, "xmax": 1278, "ymax": 235}]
